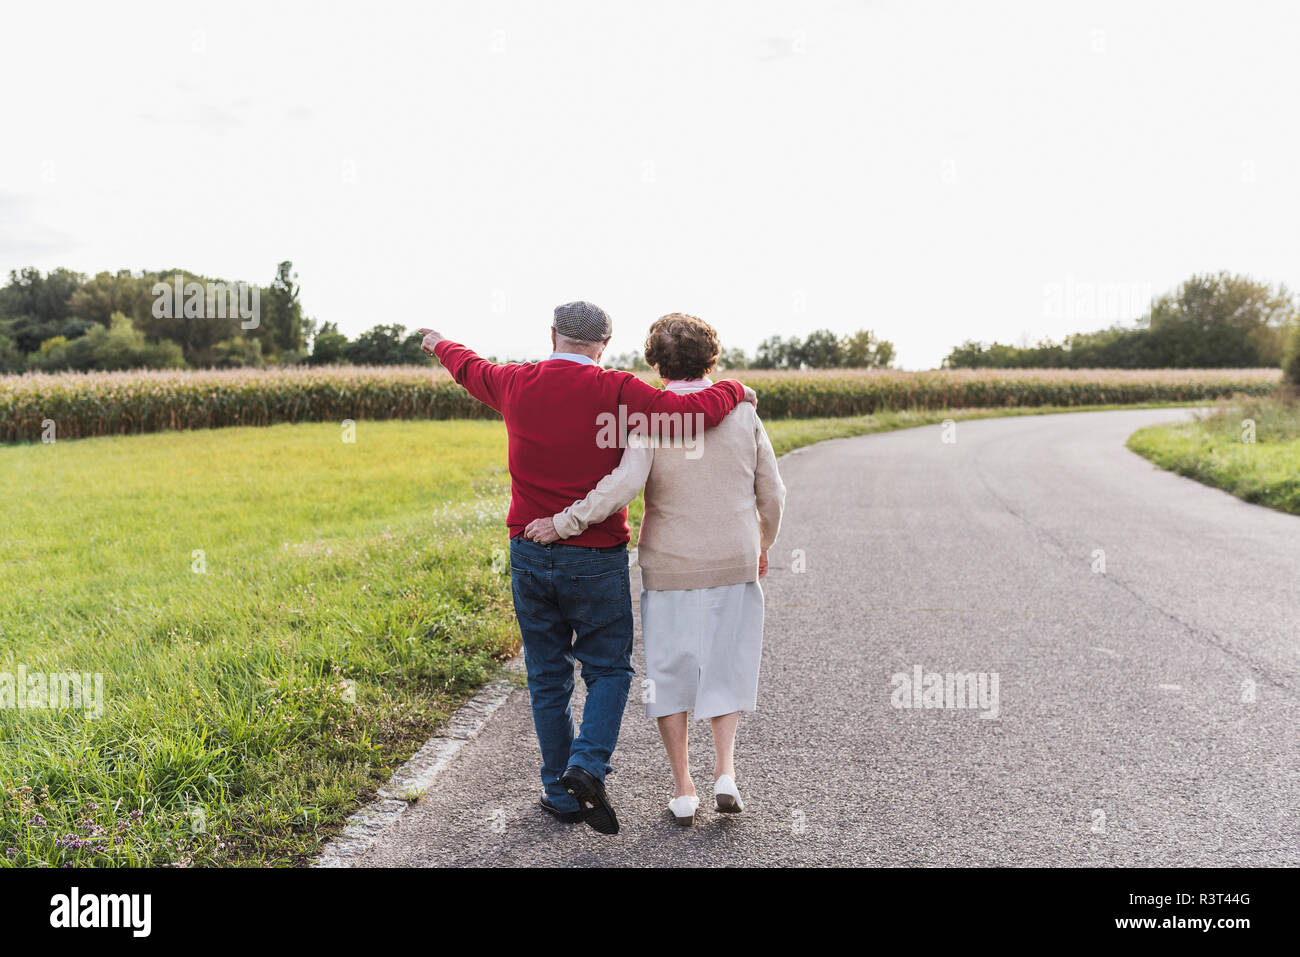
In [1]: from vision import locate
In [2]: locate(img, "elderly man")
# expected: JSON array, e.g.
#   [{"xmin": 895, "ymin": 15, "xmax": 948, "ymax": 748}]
[{"xmin": 419, "ymin": 302, "xmax": 754, "ymax": 835}]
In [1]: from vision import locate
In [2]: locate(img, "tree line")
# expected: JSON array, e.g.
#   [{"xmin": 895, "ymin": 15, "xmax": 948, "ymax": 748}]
[
  {"xmin": 609, "ymin": 328, "xmax": 896, "ymax": 370},
  {"xmin": 945, "ymin": 273, "xmax": 1298, "ymax": 372},
  {"xmin": 0, "ymin": 267, "xmax": 896, "ymax": 374},
  {"xmin": 3, "ymin": 266, "xmax": 1296, "ymax": 377},
  {"xmin": 0, "ymin": 264, "xmax": 441, "ymax": 373}
]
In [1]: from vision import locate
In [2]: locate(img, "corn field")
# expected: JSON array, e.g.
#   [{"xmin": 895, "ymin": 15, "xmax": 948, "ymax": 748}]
[
  {"xmin": 733, "ymin": 367, "xmax": 1283, "ymax": 418},
  {"xmin": 0, "ymin": 365, "xmax": 1283, "ymax": 442}
]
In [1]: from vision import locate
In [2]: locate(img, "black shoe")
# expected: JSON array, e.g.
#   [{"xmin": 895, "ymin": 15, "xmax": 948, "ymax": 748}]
[
  {"xmin": 560, "ymin": 766, "xmax": 620, "ymax": 835},
  {"xmin": 539, "ymin": 796, "xmax": 582, "ymax": 824}
]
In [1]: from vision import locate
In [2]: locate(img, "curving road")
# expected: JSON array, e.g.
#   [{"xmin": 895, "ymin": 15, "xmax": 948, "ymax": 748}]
[{"xmin": 355, "ymin": 409, "xmax": 1300, "ymax": 866}]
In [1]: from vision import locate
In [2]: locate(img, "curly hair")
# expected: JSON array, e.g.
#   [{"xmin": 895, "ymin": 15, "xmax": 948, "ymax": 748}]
[{"xmin": 643, "ymin": 313, "xmax": 721, "ymax": 381}]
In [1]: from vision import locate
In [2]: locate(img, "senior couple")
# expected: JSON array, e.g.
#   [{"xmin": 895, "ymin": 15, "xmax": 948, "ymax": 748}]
[{"xmin": 420, "ymin": 302, "xmax": 785, "ymax": 833}]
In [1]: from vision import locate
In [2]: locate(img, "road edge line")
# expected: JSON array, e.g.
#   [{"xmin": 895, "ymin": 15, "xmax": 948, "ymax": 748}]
[{"xmin": 311, "ymin": 655, "xmax": 525, "ymax": 868}]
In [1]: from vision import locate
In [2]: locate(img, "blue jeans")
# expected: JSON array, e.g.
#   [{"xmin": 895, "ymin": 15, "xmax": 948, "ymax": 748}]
[{"xmin": 509, "ymin": 536, "xmax": 635, "ymax": 813}]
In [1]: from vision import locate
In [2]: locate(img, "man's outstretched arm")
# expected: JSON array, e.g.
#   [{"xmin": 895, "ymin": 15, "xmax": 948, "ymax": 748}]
[{"xmin": 422, "ymin": 329, "xmax": 513, "ymax": 413}]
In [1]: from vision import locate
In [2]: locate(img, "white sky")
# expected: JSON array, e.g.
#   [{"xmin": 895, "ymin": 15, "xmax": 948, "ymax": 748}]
[{"xmin": 2, "ymin": 0, "xmax": 1298, "ymax": 369}]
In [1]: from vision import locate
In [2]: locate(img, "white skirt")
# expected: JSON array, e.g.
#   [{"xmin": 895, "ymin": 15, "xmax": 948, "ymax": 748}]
[{"xmin": 640, "ymin": 581, "xmax": 765, "ymax": 720}]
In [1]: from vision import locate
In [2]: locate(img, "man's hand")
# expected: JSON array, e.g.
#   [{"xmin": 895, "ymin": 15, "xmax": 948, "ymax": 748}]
[
  {"xmin": 758, "ymin": 549, "xmax": 769, "ymax": 579},
  {"xmin": 418, "ymin": 328, "xmax": 445, "ymax": 356},
  {"xmin": 741, "ymin": 384, "xmax": 758, "ymax": 408},
  {"xmin": 525, "ymin": 516, "xmax": 560, "ymax": 544}
]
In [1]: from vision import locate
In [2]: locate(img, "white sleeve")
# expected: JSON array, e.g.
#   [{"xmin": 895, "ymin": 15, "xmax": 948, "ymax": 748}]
[{"xmin": 552, "ymin": 440, "xmax": 655, "ymax": 539}]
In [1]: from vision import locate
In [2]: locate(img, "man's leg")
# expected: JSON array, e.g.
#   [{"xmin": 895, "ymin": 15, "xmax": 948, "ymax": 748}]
[
  {"xmin": 510, "ymin": 538, "xmax": 580, "ymax": 813},
  {"xmin": 554, "ymin": 549, "xmax": 635, "ymax": 781}
]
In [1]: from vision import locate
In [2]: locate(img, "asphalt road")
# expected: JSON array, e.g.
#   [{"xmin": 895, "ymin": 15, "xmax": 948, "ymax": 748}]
[{"xmin": 356, "ymin": 409, "xmax": 1300, "ymax": 866}]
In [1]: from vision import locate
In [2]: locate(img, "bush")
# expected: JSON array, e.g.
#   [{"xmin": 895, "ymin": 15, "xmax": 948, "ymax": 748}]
[
  {"xmin": 949, "ymin": 273, "xmax": 1295, "ymax": 369},
  {"xmin": 1283, "ymin": 319, "xmax": 1300, "ymax": 387},
  {"xmin": 0, "ymin": 333, "xmax": 21, "ymax": 374},
  {"xmin": 309, "ymin": 322, "xmax": 349, "ymax": 365},
  {"xmin": 212, "ymin": 336, "xmax": 265, "ymax": 369},
  {"xmin": 26, "ymin": 313, "xmax": 185, "ymax": 372},
  {"xmin": 1201, "ymin": 391, "xmax": 1300, "ymax": 442},
  {"xmin": 343, "ymin": 324, "xmax": 430, "ymax": 366}
]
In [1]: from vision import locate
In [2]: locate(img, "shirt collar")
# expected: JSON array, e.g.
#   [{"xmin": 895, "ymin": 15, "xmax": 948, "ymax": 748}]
[
  {"xmin": 663, "ymin": 377, "xmax": 713, "ymax": 393},
  {"xmin": 548, "ymin": 352, "xmax": 597, "ymax": 366}
]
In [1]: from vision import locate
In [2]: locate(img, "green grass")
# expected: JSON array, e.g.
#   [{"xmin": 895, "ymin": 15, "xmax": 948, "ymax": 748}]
[
  {"xmin": 0, "ymin": 400, "xmax": 1209, "ymax": 866},
  {"xmin": 1, "ymin": 419, "xmax": 517, "ymax": 866},
  {"xmin": 1127, "ymin": 394, "xmax": 1300, "ymax": 515}
]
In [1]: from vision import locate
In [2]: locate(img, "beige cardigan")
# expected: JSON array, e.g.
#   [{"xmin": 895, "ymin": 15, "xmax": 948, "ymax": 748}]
[{"xmin": 552, "ymin": 379, "xmax": 786, "ymax": 591}]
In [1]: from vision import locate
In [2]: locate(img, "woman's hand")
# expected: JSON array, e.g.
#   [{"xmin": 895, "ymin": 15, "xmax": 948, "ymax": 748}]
[{"xmin": 758, "ymin": 549, "xmax": 769, "ymax": 579}]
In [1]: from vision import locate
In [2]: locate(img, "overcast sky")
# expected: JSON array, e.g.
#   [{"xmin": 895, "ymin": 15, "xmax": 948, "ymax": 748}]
[{"xmin": 2, "ymin": 0, "xmax": 1298, "ymax": 368}]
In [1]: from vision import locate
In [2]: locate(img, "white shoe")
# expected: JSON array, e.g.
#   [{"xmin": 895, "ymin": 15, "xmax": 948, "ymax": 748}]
[
  {"xmin": 714, "ymin": 775, "xmax": 743, "ymax": 813},
  {"xmin": 668, "ymin": 794, "xmax": 699, "ymax": 825}
]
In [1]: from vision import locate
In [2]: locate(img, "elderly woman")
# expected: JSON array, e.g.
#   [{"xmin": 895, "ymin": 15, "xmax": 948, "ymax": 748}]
[{"xmin": 526, "ymin": 313, "xmax": 786, "ymax": 825}]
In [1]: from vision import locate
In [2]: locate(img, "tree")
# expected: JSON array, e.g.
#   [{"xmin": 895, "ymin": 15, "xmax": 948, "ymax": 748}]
[
  {"xmin": 67, "ymin": 270, "xmax": 157, "ymax": 327},
  {"xmin": 212, "ymin": 336, "xmax": 266, "ymax": 368},
  {"xmin": 1283, "ymin": 318, "xmax": 1300, "ymax": 387},
  {"xmin": 0, "ymin": 264, "xmax": 312, "ymax": 369},
  {"xmin": 801, "ymin": 329, "xmax": 843, "ymax": 368},
  {"xmin": 3, "ymin": 314, "xmax": 95, "ymax": 356},
  {"xmin": 0, "ymin": 332, "xmax": 21, "ymax": 373},
  {"xmin": 754, "ymin": 335, "xmax": 794, "ymax": 369},
  {"xmin": 841, "ymin": 329, "xmax": 894, "ymax": 368},
  {"xmin": 753, "ymin": 329, "xmax": 893, "ymax": 369},
  {"xmin": 0, "ymin": 267, "xmax": 94, "ymax": 356},
  {"xmin": 718, "ymin": 346, "xmax": 748, "ymax": 369},
  {"xmin": 344, "ymin": 324, "xmax": 430, "ymax": 365},
  {"xmin": 945, "ymin": 273, "xmax": 1295, "ymax": 369},
  {"xmin": 131, "ymin": 268, "xmax": 247, "ymax": 367},
  {"xmin": 309, "ymin": 321, "xmax": 350, "ymax": 365},
  {"xmin": 607, "ymin": 350, "xmax": 650, "ymax": 371},
  {"xmin": 0, "ymin": 267, "xmax": 84, "ymax": 324},
  {"xmin": 1146, "ymin": 272, "xmax": 1292, "ymax": 367},
  {"xmin": 258, "ymin": 260, "xmax": 305, "ymax": 357},
  {"xmin": 28, "ymin": 312, "xmax": 185, "ymax": 371}
]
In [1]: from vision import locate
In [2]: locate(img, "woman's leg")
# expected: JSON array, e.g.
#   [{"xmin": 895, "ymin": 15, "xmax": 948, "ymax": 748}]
[
  {"xmin": 656, "ymin": 712, "xmax": 695, "ymax": 798},
  {"xmin": 710, "ymin": 711, "xmax": 739, "ymax": 781}
]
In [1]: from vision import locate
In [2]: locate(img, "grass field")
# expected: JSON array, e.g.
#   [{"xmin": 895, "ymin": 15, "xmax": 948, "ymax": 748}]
[
  {"xmin": 0, "ymin": 401, "xmax": 1212, "ymax": 865},
  {"xmin": 1, "ymin": 419, "xmax": 517, "ymax": 866},
  {"xmin": 1127, "ymin": 394, "xmax": 1300, "ymax": 515}
]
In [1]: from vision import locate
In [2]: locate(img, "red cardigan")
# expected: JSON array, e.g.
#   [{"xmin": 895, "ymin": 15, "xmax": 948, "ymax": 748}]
[{"xmin": 434, "ymin": 340, "xmax": 745, "ymax": 546}]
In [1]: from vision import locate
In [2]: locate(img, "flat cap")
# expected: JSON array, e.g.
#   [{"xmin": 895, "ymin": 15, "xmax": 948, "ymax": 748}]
[{"xmin": 553, "ymin": 301, "xmax": 613, "ymax": 342}]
